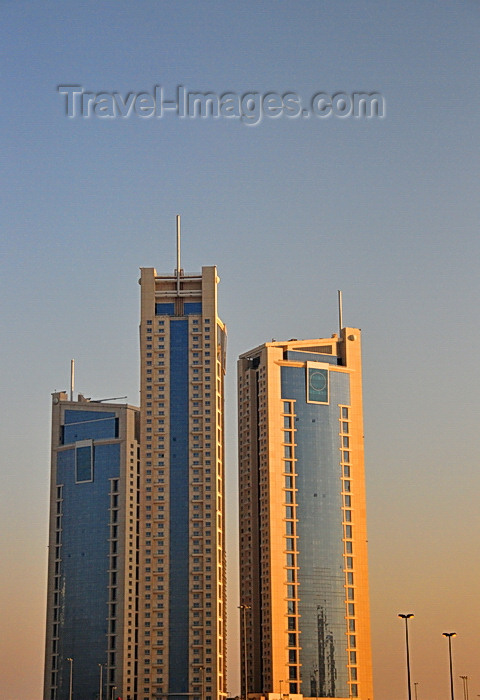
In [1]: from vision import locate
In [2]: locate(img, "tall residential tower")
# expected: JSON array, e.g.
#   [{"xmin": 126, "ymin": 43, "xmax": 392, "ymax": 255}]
[
  {"xmin": 44, "ymin": 393, "xmax": 140, "ymax": 700},
  {"xmin": 137, "ymin": 257, "xmax": 227, "ymax": 700},
  {"xmin": 238, "ymin": 330, "xmax": 373, "ymax": 700}
]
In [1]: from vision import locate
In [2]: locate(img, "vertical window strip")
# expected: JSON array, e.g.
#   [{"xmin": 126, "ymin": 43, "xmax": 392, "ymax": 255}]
[
  {"xmin": 282, "ymin": 399, "xmax": 301, "ymax": 683},
  {"xmin": 340, "ymin": 404, "xmax": 358, "ymax": 687}
]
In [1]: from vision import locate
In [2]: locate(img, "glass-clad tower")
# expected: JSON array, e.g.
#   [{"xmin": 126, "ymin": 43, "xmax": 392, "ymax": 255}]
[
  {"xmin": 44, "ymin": 393, "xmax": 140, "ymax": 700},
  {"xmin": 238, "ymin": 330, "xmax": 373, "ymax": 700},
  {"xmin": 137, "ymin": 264, "xmax": 227, "ymax": 700}
]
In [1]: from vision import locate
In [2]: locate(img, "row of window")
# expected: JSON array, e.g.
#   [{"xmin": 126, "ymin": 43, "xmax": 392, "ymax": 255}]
[
  {"xmin": 145, "ymin": 318, "xmax": 211, "ymax": 327},
  {"xmin": 282, "ymin": 400, "xmax": 300, "ymax": 694},
  {"xmin": 48, "ymin": 486, "xmax": 64, "ymax": 695},
  {"xmin": 340, "ymin": 407, "xmax": 359, "ymax": 695}
]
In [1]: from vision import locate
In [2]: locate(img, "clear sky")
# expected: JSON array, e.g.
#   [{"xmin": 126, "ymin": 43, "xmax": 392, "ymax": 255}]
[{"xmin": 1, "ymin": 2, "xmax": 479, "ymax": 699}]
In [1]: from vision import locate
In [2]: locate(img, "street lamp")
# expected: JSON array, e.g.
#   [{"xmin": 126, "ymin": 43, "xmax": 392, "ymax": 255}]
[
  {"xmin": 67, "ymin": 657, "xmax": 73, "ymax": 700},
  {"xmin": 398, "ymin": 614, "xmax": 414, "ymax": 700},
  {"xmin": 279, "ymin": 679, "xmax": 284, "ymax": 699},
  {"xmin": 111, "ymin": 685, "xmax": 117, "ymax": 700},
  {"xmin": 98, "ymin": 663, "xmax": 105, "ymax": 700},
  {"xmin": 443, "ymin": 632, "xmax": 457, "ymax": 700},
  {"xmin": 238, "ymin": 604, "xmax": 251, "ymax": 700},
  {"xmin": 460, "ymin": 675, "xmax": 469, "ymax": 700},
  {"xmin": 414, "ymin": 682, "xmax": 419, "ymax": 700}
]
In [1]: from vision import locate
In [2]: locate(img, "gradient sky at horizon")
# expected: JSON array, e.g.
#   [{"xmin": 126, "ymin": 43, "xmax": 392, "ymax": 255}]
[{"xmin": 1, "ymin": 2, "xmax": 479, "ymax": 699}]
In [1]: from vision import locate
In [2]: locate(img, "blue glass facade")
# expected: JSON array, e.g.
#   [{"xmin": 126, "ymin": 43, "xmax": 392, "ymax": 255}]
[
  {"xmin": 154, "ymin": 302, "xmax": 203, "ymax": 316},
  {"xmin": 184, "ymin": 302, "xmax": 202, "ymax": 315},
  {"xmin": 281, "ymin": 366, "xmax": 350, "ymax": 698},
  {"xmin": 63, "ymin": 410, "xmax": 117, "ymax": 444},
  {"xmin": 156, "ymin": 302, "xmax": 175, "ymax": 315},
  {"xmin": 168, "ymin": 319, "xmax": 190, "ymax": 695},
  {"xmin": 47, "ymin": 405, "xmax": 127, "ymax": 700}
]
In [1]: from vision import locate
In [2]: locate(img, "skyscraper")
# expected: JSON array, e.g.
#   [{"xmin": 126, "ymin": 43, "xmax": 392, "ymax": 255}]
[
  {"xmin": 137, "ymin": 257, "xmax": 227, "ymax": 700},
  {"xmin": 44, "ymin": 392, "xmax": 140, "ymax": 700},
  {"xmin": 238, "ymin": 329, "xmax": 373, "ymax": 700}
]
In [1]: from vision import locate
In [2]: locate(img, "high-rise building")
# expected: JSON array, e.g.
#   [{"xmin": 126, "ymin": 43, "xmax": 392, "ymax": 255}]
[
  {"xmin": 238, "ymin": 329, "xmax": 373, "ymax": 700},
  {"xmin": 137, "ymin": 259, "xmax": 227, "ymax": 700},
  {"xmin": 44, "ymin": 392, "xmax": 140, "ymax": 700}
]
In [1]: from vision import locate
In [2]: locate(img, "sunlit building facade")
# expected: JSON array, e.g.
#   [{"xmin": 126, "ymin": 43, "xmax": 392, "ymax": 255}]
[
  {"xmin": 137, "ymin": 264, "xmax": 227, "ymax": 700},
  {"xmin": 44, "ymin": 393, "xmax": 140, "ymax": 700},
  {"xmin": 238, "ymin": 330, "xmax": 373, "ymax": 700}
]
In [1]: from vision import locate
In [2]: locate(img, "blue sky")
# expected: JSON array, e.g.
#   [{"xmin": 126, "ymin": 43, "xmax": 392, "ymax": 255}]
[{"xmin": 1, "ymin": 2, "xmax": 479, "ymax": 698}]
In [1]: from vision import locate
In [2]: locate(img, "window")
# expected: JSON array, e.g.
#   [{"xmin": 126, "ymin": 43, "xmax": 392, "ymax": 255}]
[{"xmin": 75, "ymin": 441, "xmax": 93, "ymax": 482}]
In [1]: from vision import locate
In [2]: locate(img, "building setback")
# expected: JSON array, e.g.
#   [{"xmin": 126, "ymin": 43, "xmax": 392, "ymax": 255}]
[
  {"xmin": 238, "ymin": 330, "xmax": 373, "ymax": 700},
  {"xmin": 44, "ymin": 394, "xmax": 140, "ymax": 700},
  {"xmin": 137, "ymin": 263, "xmax": 227, "ymax": 700}
]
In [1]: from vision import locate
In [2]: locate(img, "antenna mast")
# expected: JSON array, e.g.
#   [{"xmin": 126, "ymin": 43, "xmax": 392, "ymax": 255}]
[
  {"xmin": 70, "ymin": 359, "xmax": 75, "ymax": 401},
  {"xmin": 338, "ymin": 290, "xmax": 343, "ymax": 333},
  {"xmin": 176, "ymin": 214, "xmax": 181, "ymax": 293}
]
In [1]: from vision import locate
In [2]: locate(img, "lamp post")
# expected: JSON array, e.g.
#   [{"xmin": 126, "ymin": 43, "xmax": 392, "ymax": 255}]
[
  {"xmin": 98, "ymin": 663, "xmax": 105, "ymax": 700},
  {"xmin": 442, "ymin": 632, "xmax": 457, "ymax": 700},
  {"xmin": 67, "ymin": 657, "xmax": 73, "ymax": 700},
  {"xmin": 279, "ymin": 679, "xmax": 283, "ymax": 699},
  {"xmin": 238, "ymin": 604, "xmax": 251, "ymax": 700},
  {"xmin": 398, "ymin": 614, "xmax": 414, "ymax": 700},
  {"xmin": 111, "ymin": 685, "xmax": 117, "ymax": 700},
  {"xmin": 414, "ymin": 682, "xmax": 419, "ymax": 700},
  {"xmin": 460, "ymin": 675, "xmax": 469, "ymax": 700}
]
